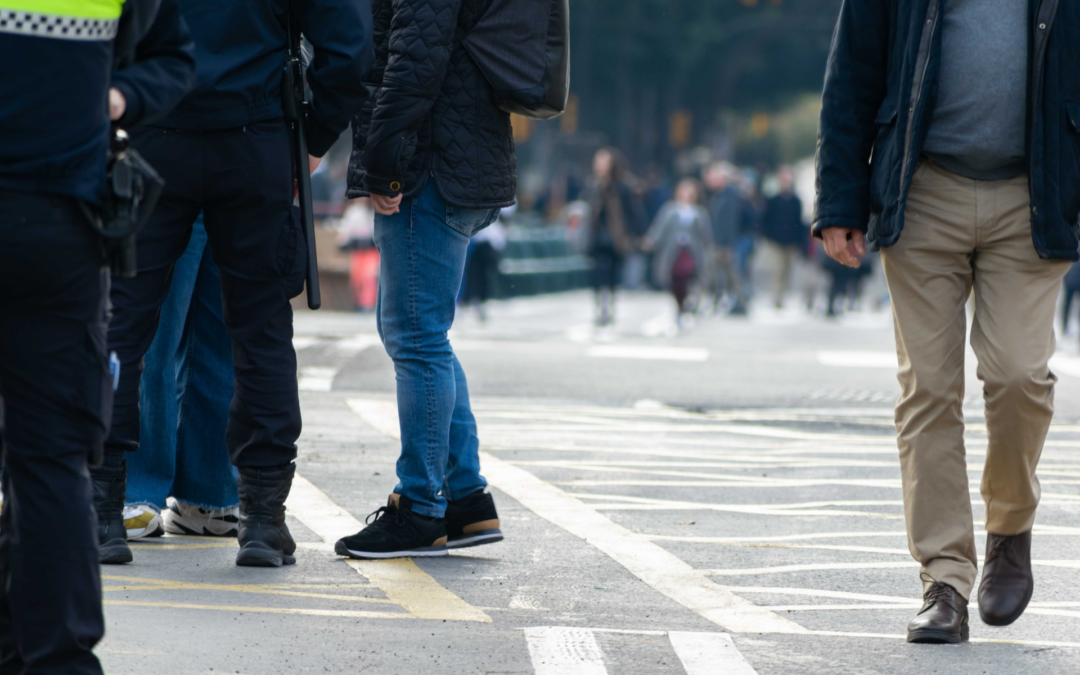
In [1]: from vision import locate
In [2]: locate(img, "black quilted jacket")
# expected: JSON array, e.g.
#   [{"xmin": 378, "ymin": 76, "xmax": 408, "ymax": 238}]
[{"xmin": 346, "ymin": 0, "xmax": 517, "ymax": 209}]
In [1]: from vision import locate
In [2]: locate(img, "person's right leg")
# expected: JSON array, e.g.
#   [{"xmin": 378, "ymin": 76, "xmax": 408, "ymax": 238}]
[
  {"xmin": 0, "ymin": 192, "xmax": 107, "ymax": 674},
  {"xmin": 99, "ymin": 128, "xmax": 202, "ymax": 564},
  {"xmin": 880, "ymin": 160, "xmax": 978, "ymax": 643}
]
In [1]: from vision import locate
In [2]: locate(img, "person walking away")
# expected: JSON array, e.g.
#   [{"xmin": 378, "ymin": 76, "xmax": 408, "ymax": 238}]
[
  {"xmin": 338, "ymin": 197, "xmax": 380, "ymax": 312},
  {"xmin": 823, "ymin": 251, "xmax": 874, "ymax": 318},
  {"xmin": 583, "ymin": 148, "xmax": 648, "ymax": 327},
  {"xmin": 1061, "ymin": 262, "xmax": 1080, "ymax": 342},
  {"xmin": 0, "ymin": 0, "xmax": 194, "ymax": 669},
  {"xmin": 643, "ymin": 179, "xmax": 713, "ymax": 330},
  {"xmin": 816, "ymin": 0, "xmax": 1080, "ymax": 643},
  {"xmin": 335, "ymin": 0, "xmax": 523, "ymax": 559},
  {"xmin": 704, "ymin": 162, "xmax": 751, "ymax": 314},
  {"xmin": 123, "ymin": 214, "xmax": 240, "ymax": 540},
  {"xmin": 94, "ymin": 0, "xmax": 373, "ymax": 567},
  {"xmin": 463, "ymin": 213, "xmax": 509, "ymax": 322},
  {"xmin": 761, "ymin": 167, "xmax": 806, "ymax": 310}
]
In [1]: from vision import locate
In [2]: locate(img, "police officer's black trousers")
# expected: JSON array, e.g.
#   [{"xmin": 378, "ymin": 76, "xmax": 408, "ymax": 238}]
[
  {"xmin": 0, "ymin": 192, "xmax": 106, "ymax": 675},
  {"xmin": 105, "ymin": 121, "xmax": 305, "ymax": 468}
]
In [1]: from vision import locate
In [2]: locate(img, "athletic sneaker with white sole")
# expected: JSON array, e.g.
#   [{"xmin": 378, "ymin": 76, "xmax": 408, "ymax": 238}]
[
  {"xmin": 335, "ymin": 494, "xmax": 448, "ymax": 560},
  {"xmin": 124, "ymin": 503, "xmax": 164, "ymax": 539},
  {"xmin": 163, "ymin": 500, "xmax": 240, "ymax": 537},
  {"xmin": 445, "ymin": 490, "xmax": 503, "ymax": 549}
]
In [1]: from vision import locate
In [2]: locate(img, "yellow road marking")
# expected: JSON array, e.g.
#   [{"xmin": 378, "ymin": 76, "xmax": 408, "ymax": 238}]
[
  {"xmin": 288, "ymin": 472, "xmax": 492, "ymax": 623},
  {"xmin": 101, "ymin": 575, "xmax": 394, "ymax": 604},
  {"xmin": 129, "ymin": 542, "xmax": 236, "ymax": 550},
  {"xmin": 346, "ymin": 558, "xmax": 491, "ymax": 622},
  {"xmin": 104, "ymin": 600, "xmax": 410, "ymax": 619}
]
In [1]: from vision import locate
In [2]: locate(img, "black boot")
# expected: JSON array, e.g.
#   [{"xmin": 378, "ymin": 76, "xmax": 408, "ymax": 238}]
[
  {"xmin": 236, "ymin": 463, "xmax": 297, "ymax": 567},
  {"xmin": 92, "ymin": 453, "xmax": 132, "ymax": 564}
]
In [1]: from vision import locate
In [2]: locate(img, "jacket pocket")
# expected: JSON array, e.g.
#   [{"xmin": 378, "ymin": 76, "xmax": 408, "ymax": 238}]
[{"xmin": 869, "ymin": 100, "xmax": 899, "ymax": 215}]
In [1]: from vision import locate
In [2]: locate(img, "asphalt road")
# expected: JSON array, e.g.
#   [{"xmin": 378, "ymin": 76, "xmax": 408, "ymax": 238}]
[{"xmin": 98, "ymin": 289, "xmax": 1080, "ymax": 674}]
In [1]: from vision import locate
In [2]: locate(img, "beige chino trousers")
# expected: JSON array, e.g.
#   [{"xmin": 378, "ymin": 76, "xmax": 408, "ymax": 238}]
[{"xmin": 880, "ymin": 160, "xmax": 1070, "ymax": 600}]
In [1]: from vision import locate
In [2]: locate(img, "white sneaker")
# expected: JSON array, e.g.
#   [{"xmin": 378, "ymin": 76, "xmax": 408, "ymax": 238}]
[
  {"xmin": 163, "ymin": 499, "xmax": 239, "ymax": 537},
  {"xmin": 123, "ymin": 503, "xmax": 164, "ymax": 539}
]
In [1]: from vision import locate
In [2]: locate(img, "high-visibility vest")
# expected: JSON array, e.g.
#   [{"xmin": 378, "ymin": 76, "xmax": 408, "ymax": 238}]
[{"xmin": 0, "ymin": 0, "xmax": 126, "ymax": 41}]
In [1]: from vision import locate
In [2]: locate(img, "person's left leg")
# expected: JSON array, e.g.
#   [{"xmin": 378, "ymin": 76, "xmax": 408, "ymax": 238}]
[
  {"xmin": 969, "ymin": 174, "xmax": 1071, "ymax": 626},
  {"xmin": 201, "ymin": 121, "xmax": 304, "ymax": 567}
]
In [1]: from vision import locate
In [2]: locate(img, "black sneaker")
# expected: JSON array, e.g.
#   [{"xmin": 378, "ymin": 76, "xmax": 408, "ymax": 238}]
[
  {"xmin": 335, "ymin": 494, "xmax": 448, "ymax": 559},
  {"xmin": 92, "ymin": 454, "xmax": 133, "ymax": 565},
  {"xmin": 445, "ymin": 490, "xmax": 503, "ymax": 549}
]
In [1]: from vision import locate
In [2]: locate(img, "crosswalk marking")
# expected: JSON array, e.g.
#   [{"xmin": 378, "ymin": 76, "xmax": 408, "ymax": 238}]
[
  {"xmin": 524, "ymin": 627, "xmax": 608, "ymax": 675},
  {"xmin": 668, "ymin": 631, "xmax": 758, "ymax": 675}
]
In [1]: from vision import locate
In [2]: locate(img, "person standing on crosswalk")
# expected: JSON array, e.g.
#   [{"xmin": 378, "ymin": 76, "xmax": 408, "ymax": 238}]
[{"xmin": 815, "ymin": 0, "xmax": 1080, "ymax": 644}]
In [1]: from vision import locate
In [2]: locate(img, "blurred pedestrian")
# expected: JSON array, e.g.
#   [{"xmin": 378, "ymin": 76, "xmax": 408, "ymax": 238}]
[
  {"xmin": 338, "ymin": 197, "xmax": 380, "ymax": 312},
  {"xmin": 0, "ymin": 0, "xmax": 194, "ymax": 669},
  {"xmin": 583, "ymin": 148, "xmax": 648, "ymax": 327},
  {"xmin": 123, "ymin": 215, "xmax": 239, "ymax": 540},
  {"xmin": 1062, "ymin": 263, "xmax": 1080, "ymax": 340},
  {"xmin": 463, "ymin": 213, "xmax": 509, "ymax": 322},
  {"xmin": 336, "ymin": 0, "xmax": 516, "ymax": 559},
  {"xmin": 817, "ymin": 0, "xmax": 1080, "ymax": 643},
  {"xmin": 823, "ymin": 253, "xmax": 873, "ymax": 317},
  {"xmin": 704, "ymin": 162, "xmax": 751, "ymax": 314},
  {"xmin": 761, "ymin": 167, "xmax": 807, "ymax": 309},
  {"xmin": 643, "ymin": 178, "xmax": 713, "ymax": 329}
]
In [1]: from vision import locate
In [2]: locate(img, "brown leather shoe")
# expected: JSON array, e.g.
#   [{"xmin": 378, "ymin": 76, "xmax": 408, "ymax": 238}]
[
  {"xmin": 907, "ymin": 582, "xmax": 969, "ymax": 643},
  {"xmin": 978, "ymin": 531, "xmax": 1034, "ymax": 627}
]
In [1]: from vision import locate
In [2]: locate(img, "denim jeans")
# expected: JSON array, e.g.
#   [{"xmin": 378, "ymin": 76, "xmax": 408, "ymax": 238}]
[
  {"xmin": 126, "ymin": 217, "xmax": 238, "ymax": 510},
  {"xmin": 375, "ymin": 180, "xmax": 499, "ymax": 518}
]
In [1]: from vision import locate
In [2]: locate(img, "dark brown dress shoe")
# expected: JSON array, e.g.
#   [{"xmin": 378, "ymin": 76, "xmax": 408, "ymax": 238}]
[
  {"xmin": 907, "ymin": 582, "xmax": 969, "ymax": 643},
  {"xmin": 978, "ymin": 531, "xmax": 1033, "ymax": 627}
]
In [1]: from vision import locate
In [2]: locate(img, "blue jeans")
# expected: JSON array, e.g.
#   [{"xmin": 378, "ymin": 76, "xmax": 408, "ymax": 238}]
[
  {"xmin": 376, "ymin": 181, "xmax": 499, "ymax": 518},
  {"xmin": 126, "ymin": 217, "xmax": 238, "ymax": 510}
]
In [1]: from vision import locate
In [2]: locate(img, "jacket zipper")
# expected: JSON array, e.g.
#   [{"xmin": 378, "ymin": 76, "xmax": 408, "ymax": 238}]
[
  {"xmin": 899, "ymin": 0, "xmax": 941, "ymax": 199},
  {"xmin": 1028, "ymin": 0, "xmax": 1060, "ymax": 218}
]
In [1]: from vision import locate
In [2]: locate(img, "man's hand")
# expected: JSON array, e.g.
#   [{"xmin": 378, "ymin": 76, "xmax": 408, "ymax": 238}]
[
  {"xmin": 293, "ymin": 155, "xmax": 323, "ymax": 198},
  {"xmin": 822, "ymin": 227, "xmax": 866, "ymax": 268},
  {"xmin": 108, "ymin": 88, "xmax": 126, "ymax": 121},
  {"xmin": 372, "ymin": 193, "xmax": 403, "ymax": 215}
]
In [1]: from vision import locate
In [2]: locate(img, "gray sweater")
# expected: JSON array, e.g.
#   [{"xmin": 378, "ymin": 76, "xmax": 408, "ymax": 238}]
[{"xmin": 923, "ymin": 0, "xmax": 1028, "ymax": 181}]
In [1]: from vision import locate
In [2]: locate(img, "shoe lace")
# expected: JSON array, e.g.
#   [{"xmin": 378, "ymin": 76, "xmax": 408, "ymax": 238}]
[
  {"xmin": 365, "ymin": 504, "xmax": 406, "ymax": 528},
  {"xmin": 986, "ymin": 534, "xmax": 1020, "ymax": 565}
]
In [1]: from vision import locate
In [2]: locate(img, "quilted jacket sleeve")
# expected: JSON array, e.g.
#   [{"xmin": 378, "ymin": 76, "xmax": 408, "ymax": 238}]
[
  {"xmin": 362, "ymin": 0, "xmax": 463, "ymax": 196},
  {"xmin": 813, "ymin": 0, "xmax": 890, "ymax": 236},
  {"xmin": 300, "ymin": 0, "xmax": 375, "ymax": 158}
]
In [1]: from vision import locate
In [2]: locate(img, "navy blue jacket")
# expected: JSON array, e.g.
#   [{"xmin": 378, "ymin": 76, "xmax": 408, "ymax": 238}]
[
  {"xmin": 0, "ymin": 0, "xmax": 193, "ymax": 204},
  {"xmin": 814, "ymin": 0, "xmax": 1080, "ymax": 261},
  {"xmin": 158, "ymin": 0, "xmax": 374, "ymax": 157}
]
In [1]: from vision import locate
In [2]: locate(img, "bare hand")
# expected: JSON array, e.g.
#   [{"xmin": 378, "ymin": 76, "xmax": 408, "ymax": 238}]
[
  {"xmin": 822, "ymin": 228, "xmax": 866, "ymax": 268},
  {"xmin": 372, "ymin": 193, "xmax": 403, "ymax": 215},
  {"xmin": 293, "ymin": 155, "xmax": 323, "ymax": 198},
  {"xmin": 108, "ymin": 88, "xmax": 126, "ymax": 121}
]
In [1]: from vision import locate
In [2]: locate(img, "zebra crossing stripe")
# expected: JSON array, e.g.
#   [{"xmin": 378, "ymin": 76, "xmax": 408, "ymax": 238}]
[
  {"xmin": 525, "ymin": 627, "xmax": 608, "ymax": 675},
  {"xmin": 668, "ymin": 632, "xmax": 759, "ymax": 675}
]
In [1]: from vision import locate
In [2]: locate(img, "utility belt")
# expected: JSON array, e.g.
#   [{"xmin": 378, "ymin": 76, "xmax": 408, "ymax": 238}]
[{"xmin": 80, "ymin": 128, "xmax": 164, "ymax": 278}]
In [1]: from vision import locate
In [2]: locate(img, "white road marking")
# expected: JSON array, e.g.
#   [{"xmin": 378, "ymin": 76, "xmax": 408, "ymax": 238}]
[
  {"xmin": 347, "ymin": 397, "xmax": 806, "ymax": 634},
  {"xmin": 817, "ymin": 350, "xmax": 897, "ymax": 368},
  {"xmin": 669, "ymin": 631, "xmax": 758, "ymax": 675},
  {"xmin": 298, "ymin": 366, "xmax": 338, "ymax": 391},
  {"xmin": 524, "ymin": 627, "xmax": 608, "ymax": 675},
  {"xmin": 287, "ymin": 473, "xmax": 491, "ymax": 623},
  {"xmin": 706, "ymin": 561, "xmax": 919, "ymax": 576},
  {"xmin": 334, "ymin": 333, "xmax": 381, "ymax": 355},
  {"xmin": 1051, "ymin": 353, "xmax": 1080, "ymax": 377},
  {"xmin": 587, "ymin": 345, "xmax": 709, "ymax": 362},
  {"xmin": 291, "ymin": 336, "xmax": 323, "ymax": 351}
]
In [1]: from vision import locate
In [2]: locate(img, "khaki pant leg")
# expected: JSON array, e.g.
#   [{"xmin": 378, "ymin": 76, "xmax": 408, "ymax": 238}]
[
  {"xmin": 969, "ymin": 175, "xmax": 1070, "ymax": 536},
  {"xmin": 880, "ymin": 161, "xmax": 979, "ymax": 599}
]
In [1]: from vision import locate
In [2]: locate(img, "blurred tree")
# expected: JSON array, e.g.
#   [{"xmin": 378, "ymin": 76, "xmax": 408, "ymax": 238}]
[{"xmin": 567, "ymin": 0, "xmax": 839, "ymax": 167}]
